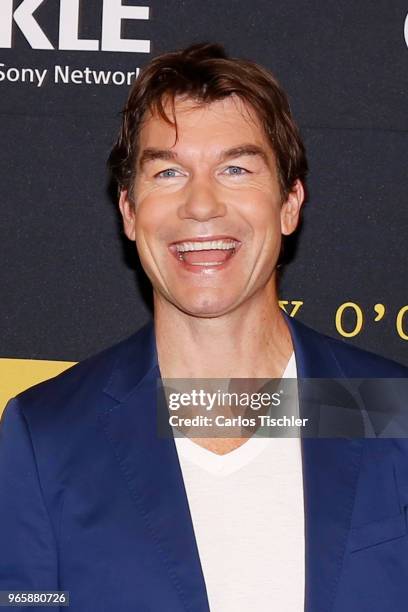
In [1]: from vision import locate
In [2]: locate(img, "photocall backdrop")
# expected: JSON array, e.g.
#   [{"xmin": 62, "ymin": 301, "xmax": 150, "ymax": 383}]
[{"xmin": 1, "ymin": 0, "xmax": 407, "ymax": 412}]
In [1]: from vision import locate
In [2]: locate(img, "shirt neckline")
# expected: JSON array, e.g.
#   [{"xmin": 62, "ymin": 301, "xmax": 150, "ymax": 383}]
[{"xmin": 174, "ymin": 351, "xmax": 297, "ymax": 475}]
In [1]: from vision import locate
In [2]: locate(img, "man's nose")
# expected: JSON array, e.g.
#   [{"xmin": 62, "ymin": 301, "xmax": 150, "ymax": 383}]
[{"xmin": 178, "ymin": 176, "xmax": 227, "ymax": 221}]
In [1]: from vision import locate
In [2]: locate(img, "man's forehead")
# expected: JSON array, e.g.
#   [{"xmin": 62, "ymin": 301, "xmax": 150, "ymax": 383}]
[
  {"xmin": 140, "ymin": 95, "xmax": 264, "ymax": 138},
  {"xmin": 137, "ymin": 95, "xmax": 274, "ymax": 161}
]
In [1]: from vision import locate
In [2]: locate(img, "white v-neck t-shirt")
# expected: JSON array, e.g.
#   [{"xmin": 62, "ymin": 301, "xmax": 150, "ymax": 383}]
[{"xmin": 174, "ymin": 353, "xmax": 305, "ymax": 611}]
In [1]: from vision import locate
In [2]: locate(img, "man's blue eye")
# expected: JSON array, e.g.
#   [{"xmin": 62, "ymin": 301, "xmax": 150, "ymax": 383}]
[
  {"xmin": 157, "ymin": 169, "xmax": 180, "ymax": 178},
  {"xmin": 225, "ymin": 166, "xmax": 247, "ymax": 175}
]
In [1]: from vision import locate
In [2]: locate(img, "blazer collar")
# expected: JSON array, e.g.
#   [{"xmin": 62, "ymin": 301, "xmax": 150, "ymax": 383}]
[
  {"xmin": 103, "ymin": 319, "xmax": 159, "ymax": 403},
  {"xmin": 101, "ymin": 312, "xmax": 363, "ymax": 612},
  {"xmin": 283, "ymin": 311, "xmax": 344, "ymax": 378}
]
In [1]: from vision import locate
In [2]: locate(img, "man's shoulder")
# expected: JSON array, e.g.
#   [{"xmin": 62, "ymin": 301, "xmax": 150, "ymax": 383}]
[
  {"xmin": 294, "ymin": 316, "xmax": 408, "ymax": 377},
  {"xmin": 322, "ymin": 330, "xmax": 408, "ymax": 377},
  {"xmin": 9, "ymin": 321, "xmax": 152, "ymax": 422}
]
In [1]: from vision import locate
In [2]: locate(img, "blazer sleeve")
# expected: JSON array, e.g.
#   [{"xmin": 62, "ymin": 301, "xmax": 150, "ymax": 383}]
[{"xmin": 0, "ymin": 397, "xmax": 59, "ymax": 605}]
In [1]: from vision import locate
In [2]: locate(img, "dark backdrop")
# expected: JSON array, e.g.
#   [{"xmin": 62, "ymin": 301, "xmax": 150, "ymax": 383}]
[{"xmin": 1, "ymin": 0, "xmax": 407, "ymax": 365}]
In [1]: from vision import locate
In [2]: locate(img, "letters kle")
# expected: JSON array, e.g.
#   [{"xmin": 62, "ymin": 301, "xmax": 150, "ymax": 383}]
[{"xmin": 0, "ymin": 0, "xmax": 150, "ymax": 53}]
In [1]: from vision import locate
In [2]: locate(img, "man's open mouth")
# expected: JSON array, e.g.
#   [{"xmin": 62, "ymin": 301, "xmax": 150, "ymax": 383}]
[{"xmin": 168, "ymin": 237, "xmax": 241, "ymax": 267}]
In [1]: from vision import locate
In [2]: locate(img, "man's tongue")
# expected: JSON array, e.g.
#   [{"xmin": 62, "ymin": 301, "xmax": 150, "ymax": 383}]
[{"xmin": 182, "ymin": 248, "xmax": 233, "ymax": 265}]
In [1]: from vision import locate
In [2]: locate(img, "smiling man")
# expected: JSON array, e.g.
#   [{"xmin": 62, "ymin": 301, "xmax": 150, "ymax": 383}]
[
  {"xmin": 117, "ymin": 93, "xmax": 304, "ymax": 443},
  {"xmin": 2, "ymin": 42, "xmax": 408, "ymax": 612}
]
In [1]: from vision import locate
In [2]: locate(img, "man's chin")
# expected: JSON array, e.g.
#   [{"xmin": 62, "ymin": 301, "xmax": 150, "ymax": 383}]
[{"xmin": 173, "ymin": 295, "xmax": 239, "ymax": 318}]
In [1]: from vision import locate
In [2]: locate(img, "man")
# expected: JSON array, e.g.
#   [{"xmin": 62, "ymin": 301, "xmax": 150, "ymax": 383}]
[{"xmin": 1, "ymin": 42, "xmax": 408, "ymax": 612}]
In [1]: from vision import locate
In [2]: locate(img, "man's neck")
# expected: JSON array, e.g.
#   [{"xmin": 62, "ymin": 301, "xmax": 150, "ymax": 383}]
[
  {"xmin": 154, "ymin": 284, "xmax": 293, "ymax": 455},
  {"xmin": 154, "ymin": 283, "xmax": 293, "ymax": 381}
]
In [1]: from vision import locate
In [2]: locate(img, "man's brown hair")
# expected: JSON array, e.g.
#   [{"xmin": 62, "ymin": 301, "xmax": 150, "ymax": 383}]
[{"xmin": 108, "ymin": 42, "xmax": 308, "ymax": 202}]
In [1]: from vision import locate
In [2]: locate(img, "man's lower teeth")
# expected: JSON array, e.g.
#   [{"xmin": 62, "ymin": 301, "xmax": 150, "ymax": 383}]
[{"xmin": 191, "ymin": 262, "xmax": 223, "ymax": 266}]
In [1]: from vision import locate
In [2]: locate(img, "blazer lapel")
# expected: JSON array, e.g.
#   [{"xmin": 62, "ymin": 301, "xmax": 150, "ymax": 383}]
[
  {"xmin": 284, "ymin": 312, "xmax": 364, "ymax": 612},
  {"xmin": 101, "ymin": 321, "xmax": 210, "ymax": 612}
]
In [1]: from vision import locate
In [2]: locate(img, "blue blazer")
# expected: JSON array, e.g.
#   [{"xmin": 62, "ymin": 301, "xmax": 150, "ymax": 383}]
[{"xmin": 1, "ymin": 312, "xmax": 408, "ymax": 612}]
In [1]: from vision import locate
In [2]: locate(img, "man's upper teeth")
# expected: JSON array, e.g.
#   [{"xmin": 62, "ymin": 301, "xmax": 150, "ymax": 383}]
[{"xmin": 175, "ymin": 240, "xmax": 237, "ymax": 252}]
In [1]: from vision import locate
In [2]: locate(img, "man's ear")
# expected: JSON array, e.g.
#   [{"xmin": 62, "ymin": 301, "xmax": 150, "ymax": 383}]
[
  {"xmin": 280, "ymin": 179, "xmax": 305, "ymax": 236},
  {"xmin": 118, "ymin": 190, "xmax": 136, "ymax": 241}
]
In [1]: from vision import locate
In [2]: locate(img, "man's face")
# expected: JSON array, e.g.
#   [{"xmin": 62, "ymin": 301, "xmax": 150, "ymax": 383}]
[{"xmin": 119, "ymin": 95, "xmax": 304, "ymax": 317}]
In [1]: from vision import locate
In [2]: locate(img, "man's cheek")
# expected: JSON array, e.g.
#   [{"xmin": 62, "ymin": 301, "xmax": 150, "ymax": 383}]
[{"xmin": 134, "ymin": 179, "xmax": 164, "ymax": 201}]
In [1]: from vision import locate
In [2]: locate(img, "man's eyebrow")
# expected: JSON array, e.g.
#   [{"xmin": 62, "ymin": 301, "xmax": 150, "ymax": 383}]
[
  {"xmin": 218, "ymin": 144, "xmax": 269, "ymax": 164},
  {"xmin": 138, "ymin": 143, "xmax": 269, "ymax": 170},
  {"xmin": 138, "ymin": 148, "xmax": 178, "ymax": 169}
]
